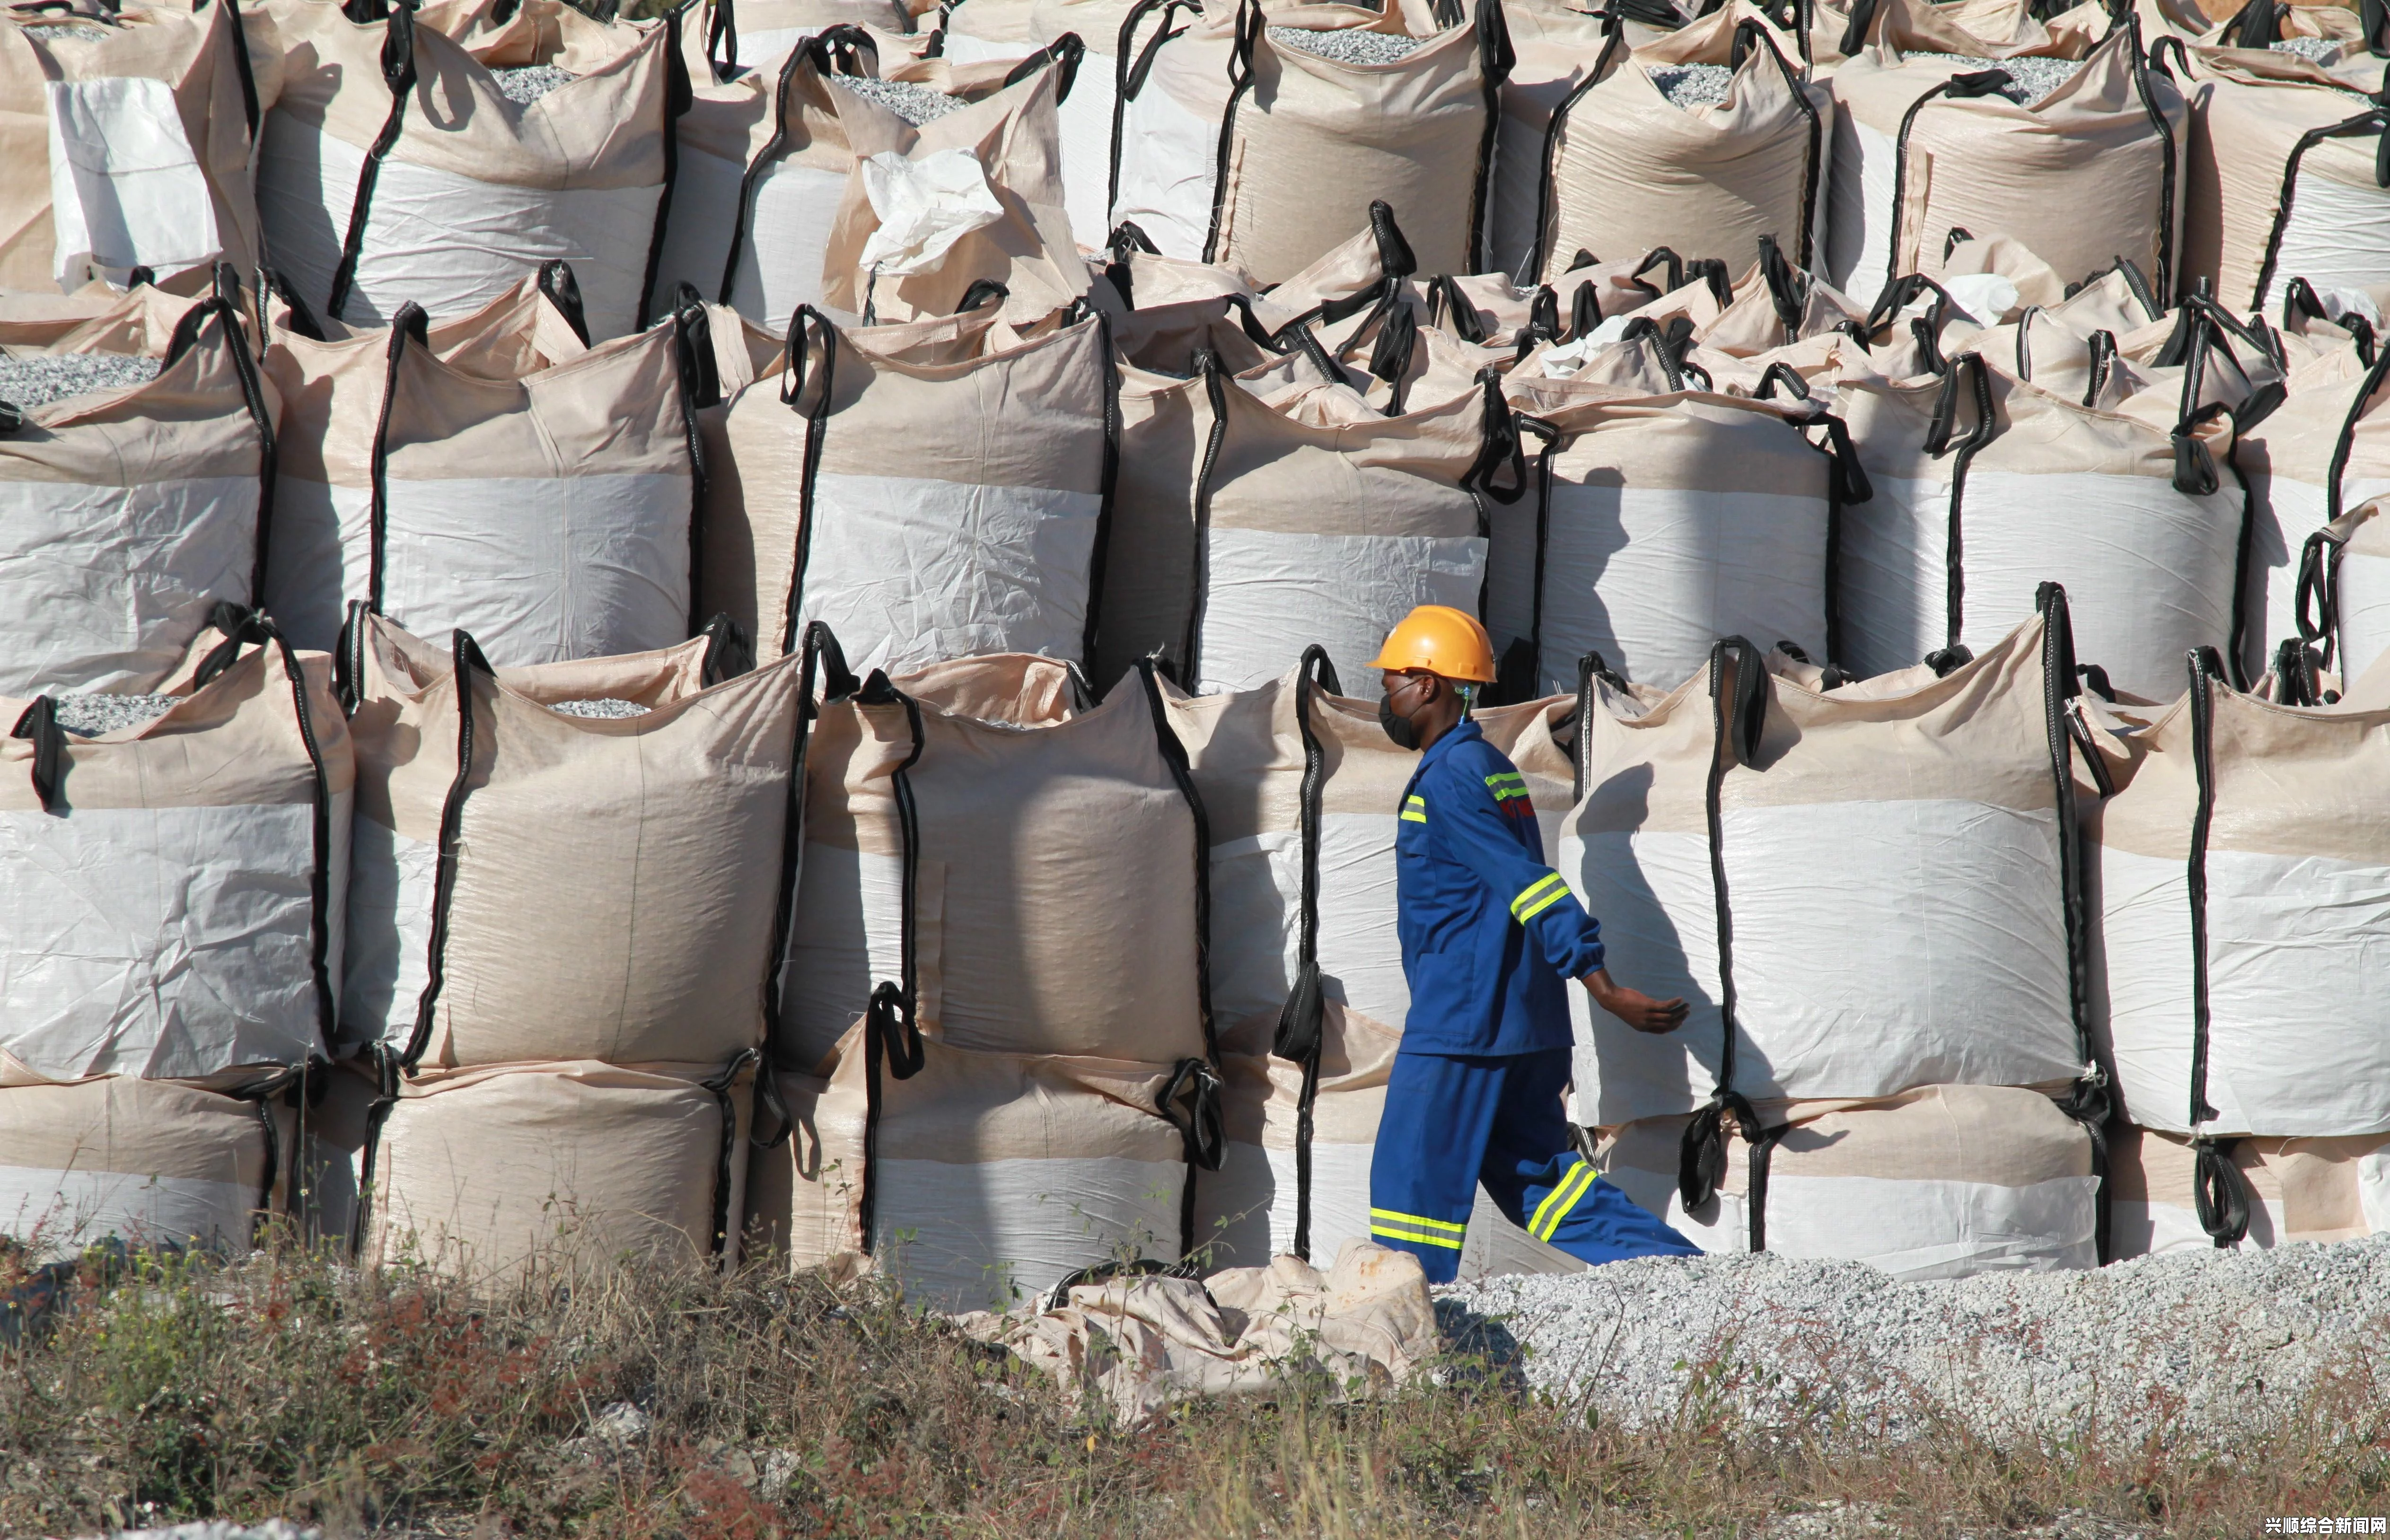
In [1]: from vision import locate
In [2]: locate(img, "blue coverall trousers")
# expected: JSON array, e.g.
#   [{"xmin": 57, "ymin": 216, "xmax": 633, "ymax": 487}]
[{"xmin": 1368, "ymin": 1047, "xmax": 1701, "ymax": 1283}]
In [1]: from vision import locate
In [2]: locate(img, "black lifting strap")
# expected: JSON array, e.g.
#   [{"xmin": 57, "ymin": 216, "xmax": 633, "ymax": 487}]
[
  {"xmin": 701, "ymin": 1049, "xmax": 759, "ymax": 1259},
  {"xmin": 1277, "ymin": 644, "xmax": 1342, "ymax": 1260},
  {"xmin": 2193, "ymin": 1135, "xmax": 2251, "ymax": 1247},
  {"xmin": 1677, "ymin": 637, "xmax": 1767, "ymax": 1212},
  {"xmin": 1159, "ymin": 1056, "xmax": 1225, "ymax": 1261},
  {"xmin": 853, "ymin": 669, "xmax": 925, "ymax": 1259}
]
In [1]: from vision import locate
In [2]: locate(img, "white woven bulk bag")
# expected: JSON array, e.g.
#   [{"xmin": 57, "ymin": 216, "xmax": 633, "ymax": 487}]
[
  {"xmin": 341, "ymin": 613, "xmax": 800, "ymax": 1072},
  {"xmin": 257, "ymin": 0, "xmax": 679, "ymax": 340},
  {"xmin": 1110, "ymin": 0, "xmax": 1512, "ymax": 285},
  {"xmin": 1825, "ymin": 6, "xmax": 2182, "ymax": 309},
  {"xmin": 359, "ymin": 1054, "xmax": 755, "ymax": 1280},
  {"xmin": 0, "ymin": 3, "xmax": 268, "ymax": 292},
  {"xmin": 0, "ymin": 1077, "xmax": 276, "ymax": 1258},
  {"xmin": 1178, "ymin": 355, "xmax": 1507, "ymax": 695},
  {"xmin": 2177, "ymin": 44, "xmax": 2390, "ymax": 313},
  {"xmin": 750, "ymin": 1029, "xmax": 1197, "ymax": 1308},
  {"xmin": 1529, "ymin": 4, "xmax": 1830, "ymax": 287},
  {"xmin": 257, "ymin": 268, "xmax": 592, "ymax": 654},
  {"xmin": 358, "ymin": 310, "xmax": 701, "ymax": 668},
  {"xmin": 1596, "ymin": 1085, "xmax": 2100, "ymax": 1278},
  {"xmin": 709, "ymin": 305, "xmax": 1113, "ymax": 675},
  {"xmin": 0, "ymin": 609, "xmax": 349, "ymax": 1088},
  {"xmin": 2095, "ymin": 647, "xmax": 2390, "ymax": 1145},
  {"xmin": 1566, "ymin": 601, "xmax": 2099, "ymax": 1129},
  {"xmin": 0, "ymin": 290, "xmax": 278, "ymax": 697},
  {"xmin": 783, "ymin": 646, "xmax": 1212, "ymax": 1072},
  {"xmin": 2109, "ymin": 1125, "xmax": 2390, "ymax": 1256},
  {"xmin": 1494, "ymin": 371, "xmax": 1862, "ymax": 694},
  {"xmin": 1029, "ymin": 0, "xmax": 1133, "ymax": 246},
  {"xmin": 696, "ymin": 0, "xmax": 922, "ymax": 75},
  {"xmin": 1163, "ymin": 650, "xmax": 1575, "ymax": 1265}
]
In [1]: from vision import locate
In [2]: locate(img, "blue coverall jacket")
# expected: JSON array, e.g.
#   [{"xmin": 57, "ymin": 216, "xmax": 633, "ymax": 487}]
[{"xmin": 1394, "ymin": 718, "xmax": 1606, "ymax": 1054}]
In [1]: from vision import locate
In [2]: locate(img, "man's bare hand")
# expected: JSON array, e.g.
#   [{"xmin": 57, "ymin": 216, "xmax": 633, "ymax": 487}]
[{"xmin": 1582, "ymin": 968, "xmax": 1690, "ymax": 1035}]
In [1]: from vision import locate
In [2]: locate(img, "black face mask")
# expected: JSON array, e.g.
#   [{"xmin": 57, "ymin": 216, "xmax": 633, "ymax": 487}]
[{"xmin": 1378, "ymin": 692, "xmax": 1420, "ymax": 751}]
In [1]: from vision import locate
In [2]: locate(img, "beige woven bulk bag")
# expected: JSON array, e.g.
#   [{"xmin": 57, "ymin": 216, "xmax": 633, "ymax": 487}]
[
  {"xmin": 0, "ymin": 3, "xmax": 267, "ymax": 292},
  {"xmin": 783, "ymin": 646, "xmax": 1210, "ymax": 1071},
  {"xmin": 1825, "ymin": 11, "xmax": 2182, "ymax": 308},
  {"xmin": 360, "ymin": 1055, "xmax": 755, "ymax": 1280},
  {"xmin": 0, "ymin": 1076, "xmax": 275, "ymax": 1258},
  {"xmin": 2096, "ymin": 648, "xmax": 2390, "ymax": 1147},
  {"xmin": 1566, "ymin": 602, "xmax": 2098, "ymax": 1130},
  {"xmin": 1486, "ymin": 0, "xmax": 1612, "ymax": 279},
  {"xmin": 1494, "ymin": 372, "xmax": 1861, "ymax": 693},
  {"xmin": 1110, "ymin": 0, "xmax": 1512, "ymax": 285},
  {"xmin": 698, "ymin": 0, "xmax": 921, "ymax": 74},
  {"xmin": 356, "ymin": 313, "xmax": 701, "ymax": 668},
  {"xmin": 0, "ymin": 609, "xmax": 349, "ymax": 1088},
  {"xmin": 0, "ymin": 292, "xmax": 277, "ymax": 696},
  {"xmin": 257, "ymin": 0, "xmax": 679, "ymax": 339},
  {"xmin": 1597, "ymin": 1084, "xmax": 2100, "ymax": 1278},
  {"xmin": 1026, "ymin": 0, "xmax": 1133, "ymax": 245},
  {"xmin": 2305, "ymin": 495, "xmax": 2390, "ymax": 683},
  {"xmin": 707, "ymin": 306, "xmax": 1113, "ymax": 675},
  {"xmin": 2178, "ymin": 46, "xmax": 2390, "ymax": 314},
  {"xmin": 1530, "ymin": 5, "xmax": 1830, "ymax": 287},
  {"xmin": 748, "ymin": 1028, "xmax": 1197, "ymax": 1308},
  {"xmin": 1163, "ymin": 650, "xmax": 1574, "ymax": 1263},
  {"xmin": 258, "ymin": 268, "xmax": 591, "ymax": 653},
  {"xmin": 341, "ymin": 613, "xmax": 800, "ymax": 1072},
  {"xmin": 2230, "ymin": 338, "xmax": 2371, "ymax": 677},
  {"xmin": 2109, "ymin": 1125, "xmax": 2390, "ymax": 1256}
]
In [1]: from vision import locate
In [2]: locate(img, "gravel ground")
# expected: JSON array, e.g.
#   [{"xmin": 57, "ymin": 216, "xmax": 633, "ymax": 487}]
[
  {"xmin": 2272, "ymin": 35, "xmax": 2342, "ymax": 60},
  {"xmin": 1648, "ymin": 61, "xmax": 1734, "ymax": 109},
  {"xmin": 50, "ymin": 693, "xmax": 178, "ymax": 736},
  {"xmin": 1441, "ymin": 1235, "xmax": 2390, "ymax": 1447},
  {"xmin": 1269, "ymin": 26, "xmax": 1424, "ymax": 63},
  {"xmin": 1902, "ymin": 52, "xmax": 2083, "ymax": 106},
  {"xmin": 549, "ymin": 697, "xmax": 649, "ymax": 718},
  {"xmin": 832, "ymin": 75, "xmax": 964, "ymax": 124},
  {"xmin": 492, "ymin": 65, "xmax": 575, "ymax": 105},
  {"xmin": 0, "ymin": 353, "xmax": 160, "ymax": 409},
  {"xmin": 105, "ymin": 1524, "xmax": 320, "ymax": 1540}
]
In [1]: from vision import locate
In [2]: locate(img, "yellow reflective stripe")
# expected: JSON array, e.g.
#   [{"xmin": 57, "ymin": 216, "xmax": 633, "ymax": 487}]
[
  {"xmin": 1510, "ymin": 872, "xmax": 1569, "ymax": 921},
  {"xmin": 1401, "ymin": 794, "xmax": 1428, "ymax": 824},
  {"xmin": 1484, "ymin": 772, "xmax": 1529, "ymax": 802},
  {"xmin": 1370, "ymin": 1223, "xmax": 1466, "ymax": 1250},
  {"xmin": 1529, "ymin": 1161, "xmax": 1600, "ymax": 1241},
  {"xmin": 1483, "ymin": 772, "xmax": 1526, "ymax": 788},
  {"xmin": 1370, "ymin": 1207, "xmax": 1466, "ymax": 1234}
]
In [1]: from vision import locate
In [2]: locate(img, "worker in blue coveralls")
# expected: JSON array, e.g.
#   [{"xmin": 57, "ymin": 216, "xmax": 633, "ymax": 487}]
[{"xmin": 1366, "ymin": 604, "xmax": 1701, "ymax": 1280}]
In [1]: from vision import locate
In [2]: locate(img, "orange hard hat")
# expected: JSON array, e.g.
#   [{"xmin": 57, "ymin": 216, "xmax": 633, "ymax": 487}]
[{"xmin": 1368, "ymin": 605, "xmax": 1497, "ymax": 684}]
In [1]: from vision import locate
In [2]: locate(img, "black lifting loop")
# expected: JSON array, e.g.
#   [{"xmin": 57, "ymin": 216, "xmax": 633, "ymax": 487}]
[
  {"xmin": 10, "ymin": 697, "xmax": 66, "ymax": 814},
  {"xmin": 1744, "ymin": 1117, "xmax": 1792, "ymax": 1253},
  {"xmin": 2192, "ymin": 1135, "xmax": 2251, "ymax": 1247},
  {"xmin": 699, "ymin": 613, "xmax": 755, "ymax": 684},
  {"xmin": 2295, "ymin": 524, "xmax": 2343, "ymax": 666},
  {"xmin": 1678, "ymin": 1088, "xmax": 1759, "ymax": 1213},
  {"xmin": 1003, "ymin": 30, "xmax": 1084, "ymax": 100},
  {"xmin": 1160, "ymin": 1057, "xmax": 1225, "ymax": 1173},
  {"xmin": 537, "ymin": 259, "xmax": 590, "ymax": 348},
  {"xmin": 1274, "ymin": 644, "xmax": 1340, "ymax": 1069}
]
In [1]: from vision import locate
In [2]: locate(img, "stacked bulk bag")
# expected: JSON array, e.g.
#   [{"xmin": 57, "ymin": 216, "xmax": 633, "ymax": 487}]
[
  {"xmin": 1486, "ymin": 0, "xmax": 1612, "ymax": 279},
  {"xmin": 258, "ymin": 268, "xmax": 592, "ymax": 653},
  {"xmin": 2177, "ymin": 45, "xmax": 2390, "ymax": 314},
  {"xmin": 361, "ymin": 1057, "xmax": 756, "ymax": 1277},
  {"xmin": 2095, "ymin": 648, "xmax": 2390, "ymax": 1244},
  {"xmin": 755, "ymin": 642, "xmax": 1217, "ymax": 1303},
  {"xmin": 0, "ymin": 1077, "xmax": 280, "ymax": 1257},
  {"xmin": 1030, "ymin": 0, "xmax": 1133, "ymax": 246},
  {"xmin": 1493, "ymin": 371, "xmax": 1863, "ymax": 695},
  {"xmin": 2233, "ymin": 335, "xmax": 2372, "ymax": 679},
  {"xmin": 1529, "ymin": 4, "xmax": 1831, "ymax": 286},
  {"xmin": 1566, "ymin": 599, "xmax": 2099, "ymax": 1131},
  {"xmin": 257, "ymin": 0, "xmax": 681, "ymax": 339},
  {"xmin": 1595, "ymin": 1085, "xmax": 2100, "ymax": 1277},
  {"xmin": 0, "ymin": 3, "xmax": 269, "ymax": 292},
  {"xmin": 2110, "ymin": 1125, "xmax": 2390, "ymax": 1255},
  {"xmin": 1109, "ymin": 0, "xmax": 1514, "ymax": 284},
  {"xmin": 339, "ymin": 613, "xmax": 800, "ymax": 1072},
  {"xmin": 1826, "ymin": 4, "xmax": 2184, "ymax": 307},
  {"xmin": 1, "ymin": 608, "xmax": 349, "ymax": 1089},
  {"xmin": 2304, "ymin": 495, "xmax": 2390, "ymax": 683},
  {"xmin": 705, "ymin": 304, "xmax": 1114, "ymax": 675},
  {"xmin": 340, "ymin": 305, "xmax": 703, "ymax": 668},
  {"xmin": 1835, "ymin": 332, "xmax": 2248, "ymax": 698},
  {"xmin": 0, "ymin": 289, "xmax": 277, "ymax": 696},
  {"xmin": 1162, "ymin": 649, "xmax": 1576, "ymax": 1267}
]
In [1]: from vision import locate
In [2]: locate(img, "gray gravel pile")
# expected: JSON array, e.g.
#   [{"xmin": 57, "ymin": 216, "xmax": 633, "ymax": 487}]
[
  {"xmin": 2271, "ymin": 35, "xmax": 2343, "ymax": 60},
  {"xmin": 1647, "ymin": 61, "xmax": 1734, "ymax": 109},
  {"xmin": 0, "ymin": 352, "xmax": 160, "ymax": 409},
  {"xmin": 831, "ymin": 75, "xmax": 964, "ymax": 124},
  {"xmin": 30, "ymin": 23, "xmax": 116, "ymax": 41},
  {"xmin": 548, "ymin": 697, "xmax": 650, "ymax": 718},
  {"xmin": 1903, "ymin": 52, "xmax": 2084, "ymax": 105},
  {"xmin": 493, "ymin": 65, "xmax": 576, "ymax": 104},
  {"xmin": 1441, "ymin": 1235, "xmax": 2390, "ymax": 1447},
  {"xmin": 51, "ymin": 693, "xmax": 178, "ymax": 736},
  {"xmin": 1268, "ymin": 26, "xmax": 1424, "ymax": 64}
]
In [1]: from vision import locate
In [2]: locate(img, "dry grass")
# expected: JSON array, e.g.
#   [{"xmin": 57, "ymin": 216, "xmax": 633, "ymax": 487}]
[{"xmin": 2, "ymin": 1233, "xmax": 2387, "ymax": 1538}]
